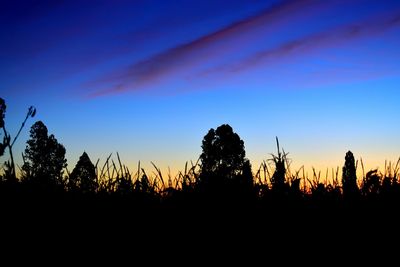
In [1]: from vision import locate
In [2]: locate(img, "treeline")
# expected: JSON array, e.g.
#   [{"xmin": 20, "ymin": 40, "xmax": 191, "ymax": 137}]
[{"xmin": 1, "ymin": 98, "xmax": 400, "ymax": 209}]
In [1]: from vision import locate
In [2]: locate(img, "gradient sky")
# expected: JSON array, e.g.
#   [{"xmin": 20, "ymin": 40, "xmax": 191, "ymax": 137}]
[{"xmin": 1, "ymin": 0, "xmax": 400, "ymax": 175}]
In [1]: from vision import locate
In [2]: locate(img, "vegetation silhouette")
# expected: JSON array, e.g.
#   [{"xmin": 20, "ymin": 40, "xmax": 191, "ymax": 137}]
[
  {"xmin": 0, "ymin": 97, "xmax": 36, "ymax": 182},
  {"xmin": 21, "ymin": 121, "xmax": 67, "ymax": 191},
  {"xmin": 342, "ymin": 150, "xmax": 359, "ymax": 200},
  {"xmin": 69, "ymin": 152, "xmax": 97, "ymax": 194},
  {"xmin": 1, "ymin": 97, "xmax": 400, "ymax": 239},
  {"xmin": 198, "ymin": 124, "xmax": 253, "ymax": 201}
]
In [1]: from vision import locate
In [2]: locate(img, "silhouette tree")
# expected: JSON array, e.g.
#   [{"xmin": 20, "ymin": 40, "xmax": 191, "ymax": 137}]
[
  {"xmin": 22, "ymin": 121, "xmax": 67, "ymax": 188},
  {"xmin": 199, "ymin": 124, "xmax": 251, "ymax": 194},
  {"xmin": 200, "ymin": 124, "xmax": 245, "ymax": 175},
  {"xmin": 342, "ymin": 151, "xmax": 359, "ymax": 199},
  {"xmin": 69, "ymin": 152, "xmax": 97, "ymax": 193}
]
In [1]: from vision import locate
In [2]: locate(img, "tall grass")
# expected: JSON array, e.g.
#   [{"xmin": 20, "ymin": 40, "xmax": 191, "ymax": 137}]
[{"xmin": 2, "ymin": 138, "xmax": 400, "ymax": 205}]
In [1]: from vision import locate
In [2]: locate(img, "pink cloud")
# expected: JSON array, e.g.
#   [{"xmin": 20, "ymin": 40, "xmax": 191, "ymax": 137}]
[
  {"xmin": 87, "ymin": 0, "xmax": 323, "ymax": 97},
  {"xmin": 205, "ymin": 11, "xmax": 400, "ymax": 77},
  {"xmin": 87, "ymin": 1, "xmax": 400, "ymax": 98}
]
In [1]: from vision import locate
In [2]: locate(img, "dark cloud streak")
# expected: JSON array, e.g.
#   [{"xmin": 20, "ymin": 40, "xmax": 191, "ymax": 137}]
[
  {"xmin": 88, "ymin": 0, "xmax": 319, "ymax": 97},
  {"xmin": 224, "ymin": 11, "xmax": 400, "ymax": 74},
  {"xmin": 88, "ymin": 0, "xmax": 400, "ymax": 98}
]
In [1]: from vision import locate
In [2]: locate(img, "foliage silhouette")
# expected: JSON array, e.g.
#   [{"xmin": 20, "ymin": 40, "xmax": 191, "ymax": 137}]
[
  {"xmin": 0, "ymin": 95, "xmax": 400, "ymax": 228},
  {"xmin": 0, "ymin": 97, "xmax": 36, "ymax": 182},
  {"xmin": 69, "ymin": 151, "xmax": 97, "ymax": 193},
  {"xmin": 21, "ymin": 121, "xmax": 67, "ymax": 189},
  {"xmin": 342, "ymin": 151, "xmax": 359, "ymax": 199},
  {"xmin": 0, "ymin": 98, "xmax": 5, "ymax": 157},
  {"xmin": 236, "ymin": 159, "xmax": 253, "ymax": 195},
  {"xmin": 199, "ymin": 124, "xmax": 252, "ymax": 197},
  {"xmin": 362, "ymin": 169, "xmax": 380, "ymax": 196},
  {"xmin": 270, "ymin": 137, "xmax": 288, "ymax": 192},
  {"xmin": 200, "ymin": 124, "xmax": 246, "ymax": 175}
]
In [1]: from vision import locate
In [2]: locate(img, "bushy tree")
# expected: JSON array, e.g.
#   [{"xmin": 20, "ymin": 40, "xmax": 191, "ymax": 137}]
[
  {"xmin": 200, "ymin": 124, "xmax": 246, "ymax": 175},
  {"xmin": 199, "ymin": 124, "xmax": 252, "ymax": 193},
  {"xmin": 22, "ymin": 121, "xmax": 67, "ymax": 188},
  {"xmin": 69, "ymin": 152, "xmax": 97, "ymax": 193}
]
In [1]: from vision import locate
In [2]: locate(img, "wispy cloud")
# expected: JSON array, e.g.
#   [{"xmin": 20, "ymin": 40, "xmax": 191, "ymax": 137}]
[
  {"xmin": 87, "ymin": 0, "xmax": 320, "ymax": 97},
  {"xmin": 219, "ymin": 12, "xmax": 400, "ymax": 74},
  {"xmin": 87, "ymin": 0, "xmax": 400, "ymax": 98}
]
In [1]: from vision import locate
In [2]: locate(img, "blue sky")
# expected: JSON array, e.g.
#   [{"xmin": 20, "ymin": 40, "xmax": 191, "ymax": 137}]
[{"xmin": 1, "ymin": 0, "xmax": 400, "ymax": 174}]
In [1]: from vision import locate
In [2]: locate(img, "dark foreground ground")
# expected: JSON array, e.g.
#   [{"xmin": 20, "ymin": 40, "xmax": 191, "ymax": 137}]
[{"xmin": 1, "ymin": 190, "xmax": 399, "ymax": 263}]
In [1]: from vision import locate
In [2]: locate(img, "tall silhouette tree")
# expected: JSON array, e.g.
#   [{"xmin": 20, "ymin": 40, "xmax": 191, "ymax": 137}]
[
  {"xmin": 69, "ymin": 152, "xmax": 97, "ymax": 193},
  {"xmin": 199, "ymin": 124, "xmax": 251, "ymax": 193},
  {"xmin": 342, "ymin": 151, "xmax": 359, "ymax": 199},
  {"xmin": 22, "ymin": 121, "xmax": 67, "ymax": 188}
]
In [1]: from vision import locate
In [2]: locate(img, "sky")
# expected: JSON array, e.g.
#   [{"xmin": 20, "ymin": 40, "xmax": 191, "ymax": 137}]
[{"xmin": 1, "ymin": 0, "xmax": 400, "ymax": 176}]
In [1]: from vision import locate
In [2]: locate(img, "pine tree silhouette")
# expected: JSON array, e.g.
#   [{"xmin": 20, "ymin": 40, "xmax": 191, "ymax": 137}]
[{"xmin": 69, "ymin": 152, "xmax": 97, "ymax": 193}]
